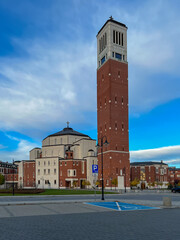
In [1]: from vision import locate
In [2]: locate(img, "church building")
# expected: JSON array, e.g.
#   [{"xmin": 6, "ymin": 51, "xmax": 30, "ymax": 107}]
[{"xmin": 30, "ymin": 123, "xmax": 97, "ymax": 189}]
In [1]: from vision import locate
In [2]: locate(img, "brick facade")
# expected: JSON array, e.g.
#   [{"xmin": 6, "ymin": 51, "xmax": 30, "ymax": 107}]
[
  {"xmin": 59, "ymin": 160, "xmax": 87, "ymax": 188},
  {"xmin": 23, "ymin": 161, "xmax": 36, "ymax": 188},
  {"xmin": 97, "ymin": 58, "xmax": 130, "ymax": 188}
]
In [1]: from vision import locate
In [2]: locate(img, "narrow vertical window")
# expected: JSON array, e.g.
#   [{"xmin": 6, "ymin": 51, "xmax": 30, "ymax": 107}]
[
  {"xmin": 105, "ymin": 97, "xmax": 106, "ymax": 105},
  {"xmin": 103, "ymin": 35, "xmax": 105, "ymax": 50},
  {"xmin": 118, "ymin": 71, "xmax": 120, "ymax": 77},
  {"xmin": 116, "ymin": 31, "xmax": 118, "ymax": 44},
  {"xmin": 122, "ymin": 33, "xmax": 124, "ymax": 46},
  {"xmin": 115, "ymin": 96, "xmax": 117, "ymax": 103},
  {"xmin": 113, "ymin": 30, "xmax": 115, "ymax": 43},
  {"xmin": 119, "ymin": 32, "xmax": 121, "ymax": 45},
  {"xmin": 112, "ymin": 52, "xmax": 114, "ymax": 57},
  {"xmin": 122, "ymin": 96, "xmax": 124, "ymax": 104}
]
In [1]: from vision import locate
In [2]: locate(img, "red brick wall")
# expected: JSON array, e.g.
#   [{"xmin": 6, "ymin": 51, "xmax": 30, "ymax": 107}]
[
  {"xmin": 59, "ymin": 160, "xmax": 87, "ymax": 188},
  {"xmin": 97, "ymin": 59, "xmax": 130, "ymax": 187},
  {"xmin": 23, "ymin": 161, "xmax": 36, "ymax": 187}
]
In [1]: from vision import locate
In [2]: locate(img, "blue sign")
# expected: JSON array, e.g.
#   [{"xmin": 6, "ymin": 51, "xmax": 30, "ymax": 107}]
[{"xmin": 92, "ymin": 164, "xmax": 98, "ymax": 173}]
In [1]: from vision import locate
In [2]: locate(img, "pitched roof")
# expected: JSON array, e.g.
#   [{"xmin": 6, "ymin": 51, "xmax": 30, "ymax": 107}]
[
  {"xmin": 97, "ymin": 17, "xmax": 127, "ymax": 36},
  {"xmin": 44, "ymin": 127, "xmax": 90, "ymax": 140},
  {"xmin": 130, "ymin": 161, "xmax": 168, "ymax": 166}
]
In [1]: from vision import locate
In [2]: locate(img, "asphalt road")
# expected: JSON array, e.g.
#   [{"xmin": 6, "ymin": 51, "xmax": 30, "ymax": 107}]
[
  {"xmin": 0, "ymin": 202, "xmax": 179, "ymax": 240},
  {"xmin": 0, "ymin": 192, "xmax": 180, "ymax": 203}
]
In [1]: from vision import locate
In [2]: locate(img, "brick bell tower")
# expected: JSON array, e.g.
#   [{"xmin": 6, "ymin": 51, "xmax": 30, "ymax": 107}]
[{"xmin": 97, "ymin": 17, "xmax": 130, "ymax": 190}]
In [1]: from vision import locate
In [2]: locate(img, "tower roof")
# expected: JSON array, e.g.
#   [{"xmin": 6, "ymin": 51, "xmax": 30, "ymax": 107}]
[{"xmin": 97, "ymin": 17, "xmax": 127, "ymax": 36}]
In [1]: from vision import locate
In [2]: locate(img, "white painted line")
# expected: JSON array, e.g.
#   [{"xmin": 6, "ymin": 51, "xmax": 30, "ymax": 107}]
[{"xmin": 116, "ymin": 201, "xmax": 121, "ymax": 211}]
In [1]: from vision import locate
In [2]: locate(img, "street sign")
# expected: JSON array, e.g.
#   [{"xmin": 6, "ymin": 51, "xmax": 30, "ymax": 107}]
[{"xmin": 92, "ymin": 164, "xmax": 98, "ymax": 173}]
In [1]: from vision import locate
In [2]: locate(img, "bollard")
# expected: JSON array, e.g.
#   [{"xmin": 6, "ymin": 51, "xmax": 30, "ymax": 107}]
[{"xmin": 163, "ymin": 197, "xmax": 172, "ymax": 207}]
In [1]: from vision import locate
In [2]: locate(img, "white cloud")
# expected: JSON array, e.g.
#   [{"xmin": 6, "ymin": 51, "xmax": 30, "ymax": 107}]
[
  {"xmin": 0, "ymin": 134, "xmax": 39, "ymax": 161},
  {"xmin": 130, "ymin": 145, "xmax": 180, "ymax": 166},
  {"xmin": 0, "ymin": 144, "xmax": 7, "ymax": 150},
  {"xmin": 0, "ymin": 0, "xmax": 180, "ymax": 137},
  {"xmin": 0, "ymin": 39, "xmax": 97, "ymax": 135}
]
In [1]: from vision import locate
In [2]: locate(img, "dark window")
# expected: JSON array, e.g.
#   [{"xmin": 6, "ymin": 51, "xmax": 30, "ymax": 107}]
[
  {"xmin": 119, "ymin": 32, "xmax": 121, "ymax": 45},
  {"xmin": 113, "ymin": 30, "xmax": 115, "ymax": 43},
  {"xmin": 122, "ymin": 33, "xmax": 124, "ymax": 46},
  {"xmin": 116, "ymin": 31, "xmax": 118, "ymax": 44},
  {"xmin": 38, "ymin": 180, "xmax": 40, "ymax": 184},
  {"xmin": 123, "ymin": 55, "xmax": 125, "ymax": 61},
  {"xmin": 115, "ymin": 96, "xmax": 117, "ymax": 102},
  {"xmin": 115, "ymin": 53, "xmax": 122, "ymax": 60},
  {"xmin": 101, "ymin": 56, "xmax": 105, "ymax": 65},
  {"xmin": 112, "ymin": 52, "xmax": 114, "ymax": 57}
]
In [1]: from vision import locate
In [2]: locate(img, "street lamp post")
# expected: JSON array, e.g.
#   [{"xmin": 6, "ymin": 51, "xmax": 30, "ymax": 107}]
[
  {"xmin": 97, "ymin": 136, "xmax": 109, "ymax": 201},
  {"xmin": 12, "ymin": 160, "xmax": 15, "ymax": 196}
]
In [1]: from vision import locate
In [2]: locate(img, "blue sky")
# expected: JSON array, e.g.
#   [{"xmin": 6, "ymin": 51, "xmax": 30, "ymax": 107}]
[{"xmin": 0, "ymin": 0, "xmax": 180, "ymax": 167}]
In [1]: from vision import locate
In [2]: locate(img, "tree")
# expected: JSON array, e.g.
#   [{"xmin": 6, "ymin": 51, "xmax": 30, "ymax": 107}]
[
  {"xmin": 0, "ymin": 174, "xmax": 5, "ymax": 185},
  {"xmin": 131, "ymin": 178, "xmax": 140, "ymax": 187},
  {"xmin": 111, "ymin": 178, "xmax": 118, "ymax": 190},
  {"xmin": 82, "ymin": 180, "xmax": 91, "ymax": 189}
]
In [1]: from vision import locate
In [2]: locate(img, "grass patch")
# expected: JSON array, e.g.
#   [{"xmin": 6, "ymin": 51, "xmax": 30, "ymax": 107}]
[
  {"xmin": 39, "ymin": 189, "xmax": 116, "ymax": 195},
  {"xmin": 0, "ymin": 189, "xmax": 117, "ymax": 196}
]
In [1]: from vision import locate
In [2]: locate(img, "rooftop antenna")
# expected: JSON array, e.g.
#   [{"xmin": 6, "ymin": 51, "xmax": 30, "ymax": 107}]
[{"xmin": 109, "ymin": 16, "xmax": 113, "ymax": 20}]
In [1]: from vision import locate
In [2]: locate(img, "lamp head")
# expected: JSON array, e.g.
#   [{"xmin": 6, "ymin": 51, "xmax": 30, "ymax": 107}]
[{"xmin": 104, "ymin": 139, "xmax": 109, "ymax": 146}]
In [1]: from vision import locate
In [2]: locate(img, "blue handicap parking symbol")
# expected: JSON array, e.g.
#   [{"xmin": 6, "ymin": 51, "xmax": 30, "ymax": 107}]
[{"xmin": 85, "ymin": 202, "xmax": 159, "ymax": 211}]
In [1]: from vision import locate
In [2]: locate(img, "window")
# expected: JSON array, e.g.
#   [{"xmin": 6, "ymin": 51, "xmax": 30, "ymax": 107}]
[
  {"xmin": 54, "ymin": 169, "xmax": 56, "ymax": 174},
  {"xmin": 44, "ymin": 169, "xmax": 46, "ymax": 174},
  {"xmin": 123, "ymin": 55, "xmax": 125, "ymax": 61},
  {"xmin": 54, "ymin": 161, "xmax": 56, "ymax": 166},
  {"xmin": 115, "ymin": 96, "xmax": 117, "ymax": 103},
  {"xmin": 119, "ymin": 32, "xmax": 121, "ymax": 45},
  {"xmin": 60, "ymin": 170, "xmax": 62, "ymax": 176},
  {"xmin": 82, "ymin": 161, "xmax": 85, "ymax": 174},
  {"xmin": 48, "ymin": 169, "xmax": 50, "ymax": 174},
  {"xmin": 65, "ymin": 162, "xmax": 67, "ymax": 166},
  {"xmin": 38, "ymin": 161, "xmax": 40, "ymax": 166},
  {"xmin": 73, "ymin": 170, "xmax": 76, "ymax": 176},
  {"xmin": 73, "ymin": 161, "xmax": 75, "ymax": 166},
  {"xmin": 44, "ymin": 161, "xmax": 46, "ymax": 166},
  {"xmin": 48, "ymin": 161, "xmax": 50, "ymax": 166},
  {"xmin": 45, "ymin": 180, "xmax": 49, "ymax": 184},
  {"xmin": 54, "ymin": 180, "xmax": 56, "ymax": 184},
  {"xmin": 122, "ymin": 33, "xmax": 124, "ymax": 46},
  {"xmin": 101, "ymin": 56, "xmax": 105, "ymax": 65},
  {"xmin": 38, "ymin": 169, "xmax": 40, "ymax": 175},
  {"xmin": 116, "ymin": 31, "xmax": 118, "ymax": 44},
  {"xmin": 113, "ymin": 30, "xmax": 115, "ymax": 43},
  {"xmin": 76, "ymin": 162, "xmax": 78, "ymax": 166},
  {"xmin": 115, "ymin": 53, "xmax": 122, "ymax": 60},
  {"xmin": 38, "ymin": 180, "xmax": 40, "ymax": 184},
  {"xmin": 112, "ymin": 52, "xmax": 114, "ymax": 57},
  {"xmin": 122, "ymin": 96, "xmax": 124, "ymax": 104}
]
